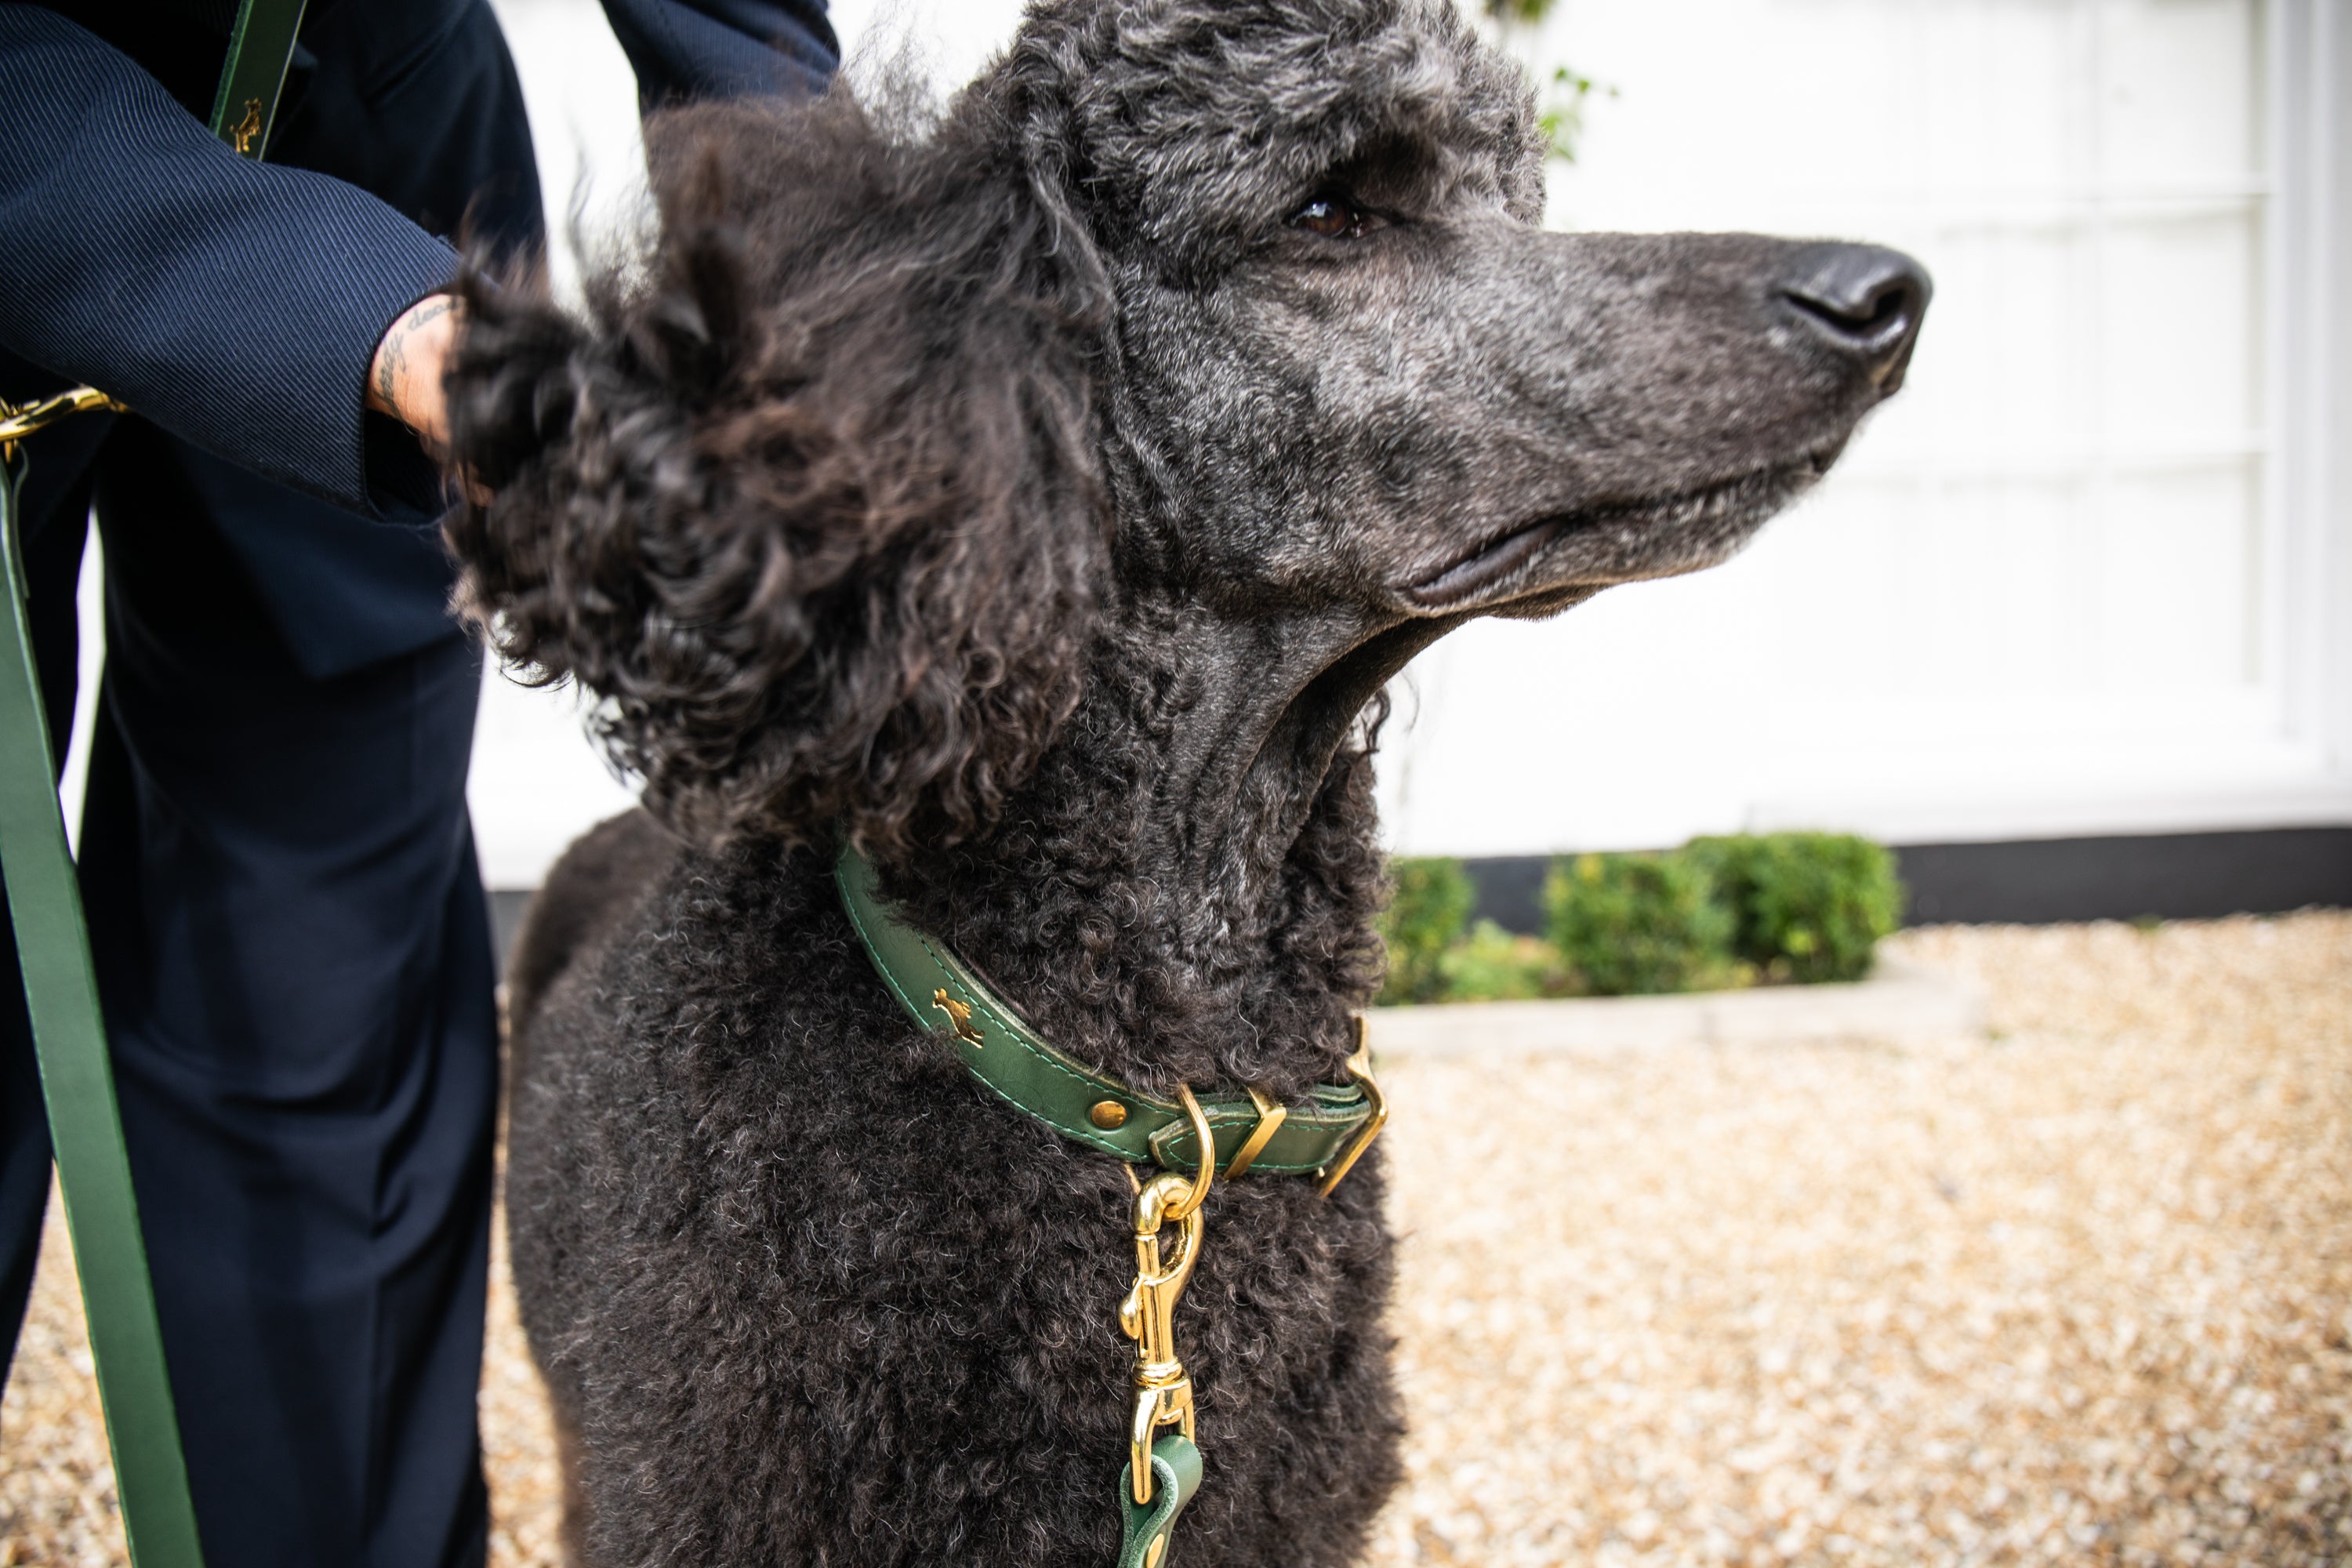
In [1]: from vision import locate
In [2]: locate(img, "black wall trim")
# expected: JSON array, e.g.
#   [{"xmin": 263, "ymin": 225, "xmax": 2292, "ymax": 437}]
[
  {"xmin": 1459, "ymin": 826, "xmax": 2352, "ymax": 932},
  {"xmin": 1890, "ymin": 828, "xmax": 2352, "ymax": 925},
  {"xmin": 1459, "ymin": 857, "xmax": 1552, "ymax": 937}
]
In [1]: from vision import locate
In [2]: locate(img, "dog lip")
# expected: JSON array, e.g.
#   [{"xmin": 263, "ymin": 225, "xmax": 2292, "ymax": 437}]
[
  {"xmin": 1402, "ymin": 453, "xmax": 1838, "ymax": 613},
  {"xmin": 1404, "ymin": 517, "xmax": 1569, "ymax": 609}
]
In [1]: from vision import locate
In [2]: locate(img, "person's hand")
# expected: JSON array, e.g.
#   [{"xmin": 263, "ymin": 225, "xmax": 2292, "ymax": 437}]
[{"xmin": 367, "ymin": 293, "xmax": 462, "ymax": 459}]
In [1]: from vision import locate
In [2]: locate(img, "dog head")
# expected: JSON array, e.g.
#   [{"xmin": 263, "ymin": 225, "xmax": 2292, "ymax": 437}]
[{"xmin": 445, "ymin": 0, "xmax": 1926, "ymax": 858}]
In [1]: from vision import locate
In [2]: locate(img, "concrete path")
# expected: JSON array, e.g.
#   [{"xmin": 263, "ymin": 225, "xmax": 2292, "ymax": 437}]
[{"xmin": 1366, "ymin": 957, "xmax": 1986, "ymax": 1056}]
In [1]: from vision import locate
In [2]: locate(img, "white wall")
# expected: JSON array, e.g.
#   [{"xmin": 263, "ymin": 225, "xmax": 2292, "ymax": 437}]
[
  {"xmin": 468, "ymin": 2, "xmax": 644, "ymax": 886},
  {"xmin": 1385, "ymin": 0, "xmax": 2352, "ymax": 855},
  {"xmin": 468, "ymin": 0, "xmax": 2352, "ymax": 886}
]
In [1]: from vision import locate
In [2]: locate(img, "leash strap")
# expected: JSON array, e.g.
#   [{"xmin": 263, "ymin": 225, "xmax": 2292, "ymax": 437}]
[
  {"xmin": 837, "ymin": 845, "xmax": 1381, "ymax": 1177},
  {"xmin": 209, "ymin": 0, "xmax": 310, "ymax": 158},
  {"xmin": 1116, "ymin": 1436, "xmax": 1201, "ymax": 1568},
  {"xmin": 0, "ymin": 456, "xmax": 202, "ymax": 1568},
  {"xmin": 0, "ymin": 9, "xmax": 310, "ymax": 1564}
]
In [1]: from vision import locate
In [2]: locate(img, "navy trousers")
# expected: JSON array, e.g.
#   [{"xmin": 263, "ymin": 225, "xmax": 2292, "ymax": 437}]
[{"xmin": 0, "ymin": 416, "xmax": 498, "ymax": 1568}]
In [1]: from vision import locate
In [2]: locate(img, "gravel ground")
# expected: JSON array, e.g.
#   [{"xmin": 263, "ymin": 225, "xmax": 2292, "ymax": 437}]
[{"xmin": 5, "ymin": 914, "xmax": 2348, "ymax": 1566}]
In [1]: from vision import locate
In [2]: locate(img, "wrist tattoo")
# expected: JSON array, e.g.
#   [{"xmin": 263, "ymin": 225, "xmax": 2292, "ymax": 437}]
[{"xmin": 376, "ymin": 296, "xmax": 456, "ymax": 421}]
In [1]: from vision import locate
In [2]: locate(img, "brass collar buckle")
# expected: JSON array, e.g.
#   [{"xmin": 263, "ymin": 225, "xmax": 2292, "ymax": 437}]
[
  {"xmin": 1136, "ymin": 1018, "xmax": 1388, "ymax": 1192},
  {"xmin": 1218, "ymin": 1086, "xmax": 1286, "ymax": 1179},
  {"xmin": 1315, "ymin": 1017, "xmax": 1388, "ymax": 1197}
]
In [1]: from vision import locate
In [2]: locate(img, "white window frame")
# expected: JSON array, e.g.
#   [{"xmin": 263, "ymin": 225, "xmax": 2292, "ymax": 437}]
[{"xmin": 2275, "ymin": 0, "xmax": 2352, "ymax": 808}]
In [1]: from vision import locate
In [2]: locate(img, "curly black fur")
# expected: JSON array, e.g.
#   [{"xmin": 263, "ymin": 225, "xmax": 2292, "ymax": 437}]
[
  {"xmin": 446, "ymin": 85, "xmax": 1110, "ymax": 852},
  {"xmin": 452, "ymin": 2, "xmax": 1925, "ymax": 1564}
]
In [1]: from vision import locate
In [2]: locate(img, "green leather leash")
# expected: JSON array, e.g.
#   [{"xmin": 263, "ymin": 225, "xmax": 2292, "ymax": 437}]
[
  {"xmin": 1117, "ymin": 1436, "xmax": 1202, "ymax": 1568},
  {"xmin": 0, "ymin": 452, "xmax": 201, "ymax": 1568},
  {"xmin": 209, "ymin": 0, "xmax": 309, "ymax": 156},
  {"xmin": 0, "ymin": 6, "xmax": 307, "ymax": 1564},
  {"xmin": 837, "ymin": 844, "xmax": 1389, "ymax": 1566}
]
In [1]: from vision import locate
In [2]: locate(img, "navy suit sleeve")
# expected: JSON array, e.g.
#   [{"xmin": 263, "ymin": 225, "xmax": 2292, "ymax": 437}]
[
  {"xmin": 0, "ymin": 6, "xmax": 458, "ymax": 519},
  {"xmin": 597, "ymin": 0, "xmax": 838, "ymax": 111}
]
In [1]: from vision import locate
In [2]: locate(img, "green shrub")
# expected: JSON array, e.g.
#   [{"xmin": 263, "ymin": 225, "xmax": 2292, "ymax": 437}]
[
  {"xmin": 1686, "ymin": 833, "xmax": 1902, "ymax": 984},
  {"xmin": 1544, "ymin": 851, "xmax": 1734, "ymax": 996},
  {"xmin": 1377, "ymin": 858, "xmax": 1474, "ymax": 1004},
  {"xmin": 1439, "ymin": 920, "xmax": 1566, "ymax": 1001}
]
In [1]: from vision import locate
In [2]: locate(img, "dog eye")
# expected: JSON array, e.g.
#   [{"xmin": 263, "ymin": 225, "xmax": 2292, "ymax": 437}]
[{"xmin": 1290, "ymin": 196, "xmax": 1380, "ymax": 240}]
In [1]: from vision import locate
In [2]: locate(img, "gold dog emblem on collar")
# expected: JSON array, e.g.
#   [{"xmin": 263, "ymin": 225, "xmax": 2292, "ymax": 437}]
[{"xmin": 932, "ymin": 989, "xmax": 984, "ymax": 1047}]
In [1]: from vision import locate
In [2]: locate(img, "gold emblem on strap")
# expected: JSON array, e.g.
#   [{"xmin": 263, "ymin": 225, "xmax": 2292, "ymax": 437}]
[
  {"xmin": 230, "ymin": 99, "xmax": 264, "ymax": 155},
  {"xmin": 931, "ymin": 989, "xmax": 983, "ymax": 1047}
]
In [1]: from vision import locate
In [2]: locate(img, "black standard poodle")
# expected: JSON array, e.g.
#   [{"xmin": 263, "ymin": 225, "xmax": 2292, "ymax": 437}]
[{"xmin": 445, "ymin": 1, "xmax": 1929, "ymax": 1563}]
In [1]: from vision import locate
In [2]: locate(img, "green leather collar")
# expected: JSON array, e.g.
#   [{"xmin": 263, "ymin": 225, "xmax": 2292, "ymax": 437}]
[{"xmin": 837, "ymin": 846, "xmax": 1378, "ymax": 1178}]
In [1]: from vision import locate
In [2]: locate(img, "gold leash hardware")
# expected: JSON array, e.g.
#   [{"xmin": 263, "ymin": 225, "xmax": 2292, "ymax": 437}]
[
  {"xmin": 1117, "ymin": 1085, "xmax": 1213, "ymax": 1504},
  {"xmin": 1109, "ymin": 1023, "xmax": 1388, "ymax": 1510},
  {"xmin": 0, "ymin": 387, "xmax": 126, "ymax": 461},
  {"xmin": 1316, "ymin": 1015, "xmax": 1388, "ymax": 1198},
  {"xmin": 1221, "ymin": 1085, "xmax": 1286, "ymax": 1180}
]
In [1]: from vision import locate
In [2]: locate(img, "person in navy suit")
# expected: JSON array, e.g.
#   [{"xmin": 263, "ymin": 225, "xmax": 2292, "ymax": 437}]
[{"xmin": 0, "ymin": 4, "xmax": 835, "ymax": 1563}]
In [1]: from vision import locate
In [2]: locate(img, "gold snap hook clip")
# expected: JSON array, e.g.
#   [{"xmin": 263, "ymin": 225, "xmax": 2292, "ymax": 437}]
[
  {"xmin": 1116, "ymin": 1085, "xmax": 1214, "ymax": 1503},
  {"xmin": 0, "ymin": 387, "xmax": 125, "ymax": 463}
]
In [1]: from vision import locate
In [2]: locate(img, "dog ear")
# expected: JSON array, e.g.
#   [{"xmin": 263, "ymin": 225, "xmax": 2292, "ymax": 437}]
[{"xmin": 443, "ymin": 93, "xmax": 1111, "ymax": 856}]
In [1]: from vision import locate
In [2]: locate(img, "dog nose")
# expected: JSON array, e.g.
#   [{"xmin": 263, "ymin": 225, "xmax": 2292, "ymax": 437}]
[{"xmin": 1776, "ymin": 244, "xmax": 1932, "ymax": 393}]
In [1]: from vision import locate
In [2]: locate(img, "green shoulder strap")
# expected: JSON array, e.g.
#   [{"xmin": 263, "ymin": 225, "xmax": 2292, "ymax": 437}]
[{"xmin": 0, "ymin": 8, "xmax": 310, "ymax": 1566}]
